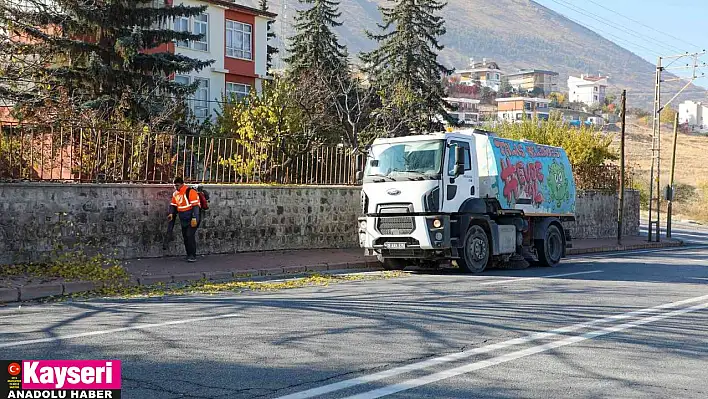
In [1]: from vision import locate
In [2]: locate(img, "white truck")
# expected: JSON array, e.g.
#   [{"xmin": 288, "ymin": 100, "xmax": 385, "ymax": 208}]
[{"xmin": 357, "ymin": 128, "xmax": 577, "ymax": 273}]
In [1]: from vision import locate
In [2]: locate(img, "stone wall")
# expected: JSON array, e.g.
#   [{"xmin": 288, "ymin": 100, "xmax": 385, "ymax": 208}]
[
  {"xmin": 0, "ymin": 184, "xmax": 639, "ymax": 264},
  {"xmin": 564, "ymin": 190, "xmax": 640, "ymax": 239}
]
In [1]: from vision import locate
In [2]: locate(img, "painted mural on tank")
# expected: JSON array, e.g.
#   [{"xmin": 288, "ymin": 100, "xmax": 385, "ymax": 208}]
[{"xmin": 488, "ymin": 137, "xmax": 576, "ymax": 215}]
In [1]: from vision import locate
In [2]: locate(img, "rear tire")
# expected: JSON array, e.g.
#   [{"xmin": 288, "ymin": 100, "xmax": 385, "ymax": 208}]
[
  {"xmin": 457, "ymin": 225, "xmax": 490, "ymax": 274},
  {"xmin": 537, "ymin": 224, "xmax": 563, "ymax": 267}
]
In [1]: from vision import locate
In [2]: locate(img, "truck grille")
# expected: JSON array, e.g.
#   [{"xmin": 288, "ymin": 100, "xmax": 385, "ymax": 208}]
[{"xmin": 377, "ymin": 216, "xmax": 415, "ymax": 235}]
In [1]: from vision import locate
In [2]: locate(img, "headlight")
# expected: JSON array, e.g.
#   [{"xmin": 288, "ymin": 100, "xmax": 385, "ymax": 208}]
[
  {"xmin": 435, "ymin": 232, "xmax": 443, "ymax": 241},
  {"xmin": 359, "ymin": 220, "xmax": 367, "ymax": 230},
  {"xmin": 433, "ymin": 219, "xmax": 442, "ymax": 228}
]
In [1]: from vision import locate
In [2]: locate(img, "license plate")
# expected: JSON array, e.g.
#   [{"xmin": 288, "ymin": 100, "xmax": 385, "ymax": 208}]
[{"xmin": 385, "ymin": 242, "xmax": 406, "ymax": 250}]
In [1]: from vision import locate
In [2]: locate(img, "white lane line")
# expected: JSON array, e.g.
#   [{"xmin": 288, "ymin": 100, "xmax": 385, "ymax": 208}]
[
  {"xmin": 344, "ymin": 301, "xmax": 708, "ymax": 399},
  {"xmin": 691, "ymin": 278, "xmax": 708, "ymax": 281},
  {"xmin": 0, "ymin": 313, "xmax": 240, "ymax": 349},
  {"xmin": 478, "ymin": 270, "xmax": 603, "ymax": 286},
  {"xmin": 274, "ymin": 294, "xmax": 708, "ymax": 399}
]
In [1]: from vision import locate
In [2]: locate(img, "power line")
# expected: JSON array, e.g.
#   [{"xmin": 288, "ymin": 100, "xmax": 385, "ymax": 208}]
[
  {"xmin": 584, "ymin": 0, "xmax": 703, "ymax": 50},
  {"xmin": 547, "ymin": 0, "xmax": 687, "ymax": 55}
]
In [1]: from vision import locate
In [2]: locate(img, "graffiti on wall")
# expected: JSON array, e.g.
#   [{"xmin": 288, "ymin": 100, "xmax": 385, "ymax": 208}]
[{"xmin": 492, "ymin": 138, "xmax": 576, "ymax": 214}]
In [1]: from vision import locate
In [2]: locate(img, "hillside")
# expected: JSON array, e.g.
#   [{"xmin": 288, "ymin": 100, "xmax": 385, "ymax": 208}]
[{"xmin": 246, "ymin": 0, "xmax": 706, "ymax": 109}]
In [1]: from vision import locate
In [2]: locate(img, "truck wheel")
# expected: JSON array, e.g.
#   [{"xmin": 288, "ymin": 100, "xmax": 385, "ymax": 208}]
[
  {"xmin": 457, "ymin": 225, "xmax": 490, "ymax": 274},
  {"xmin": 537, "ymin": 225, "xmax": 563, "ymax": 267},
  {"xmin": 377, "ymin": 255, "xmax": 406, "ymax": 271}
]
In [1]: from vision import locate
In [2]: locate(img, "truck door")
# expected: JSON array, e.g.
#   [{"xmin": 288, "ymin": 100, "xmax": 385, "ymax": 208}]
[{"xmin": 443, "ymin": 139, "xmax": 477, "ymax": 213}]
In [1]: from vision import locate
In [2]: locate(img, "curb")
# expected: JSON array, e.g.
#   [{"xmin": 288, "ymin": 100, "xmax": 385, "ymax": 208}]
[
  {"xmin": 0, "ymin": 261, "xmax": 380, "ymax": 304},
  {"xmin": 0, "ymin": 241, "xmax": 683, "ymax": 304},
  {"xmin": 567, "ymin": 240, "xmax": 682, "ymax": 255}
]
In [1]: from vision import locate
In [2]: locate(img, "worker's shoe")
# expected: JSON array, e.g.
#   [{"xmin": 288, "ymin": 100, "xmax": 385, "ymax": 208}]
[{"xmin": 187, "ymin": 255, "xmax": 197, "ymax": 263}]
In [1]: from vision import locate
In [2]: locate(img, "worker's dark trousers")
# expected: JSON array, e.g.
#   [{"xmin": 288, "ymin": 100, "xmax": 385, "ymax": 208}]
[{"xmin": 180, "ymin": 219, "xmax": 198, "ymax": 257}]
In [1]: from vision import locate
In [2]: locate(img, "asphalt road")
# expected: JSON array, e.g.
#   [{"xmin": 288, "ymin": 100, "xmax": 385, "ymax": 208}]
[{"xmin": 2, "ymin": 229, "xmax": 708, "ymax": 398}]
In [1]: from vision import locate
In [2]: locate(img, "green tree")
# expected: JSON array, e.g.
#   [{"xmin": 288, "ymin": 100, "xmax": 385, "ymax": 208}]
[
  {"xmin": 660, "ymin": 105, "xmax": 678, "ymax": 124},
  {"xmin": 0, "ymin": 0, "xmax": 212, "ymax": 124},
  {"xmin": 360, "ymin": 0, "xmax": 453, "ymax": 134},
  {"xmin": 217, "ymin": 74, "xmax": 338, "ymax": 181},
  {"xmin": 260, "ymin": 0, "xmax": 279, "ymax": 74},
  {"xmin": 285, "ymin": 0, "xmax": 348, "ymax": 77}
]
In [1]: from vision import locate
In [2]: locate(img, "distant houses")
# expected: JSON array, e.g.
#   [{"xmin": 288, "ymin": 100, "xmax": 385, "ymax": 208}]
[
  {"xmin": 496, "ymin": 97, "xmax": 551, "ymax": 122},
  {"xmin": 506, "ymin": 69, "xmax": 559, "ymax": 97},
  {"xmin": 679, "ymin": 100, "xmax": 708, "ymax": 133},
  {"xmin": 568, "ymin": 74, "xmax": 609, "ymax": 107},
  {"xmin": 456, "ymin": 58, "xmax": 504, "ymax": 92},
  {"xmin": 444, "ymin": 56, "xmax": 616, "ymax": 125}
]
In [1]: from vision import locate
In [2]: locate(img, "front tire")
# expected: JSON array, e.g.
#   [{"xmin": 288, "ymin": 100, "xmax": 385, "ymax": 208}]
[
  {"xmin": 457, "ymin": 225, "xmax": 490, "ymax": 274},
  {"xmin": 537, "ymin": 224, "xmax": 564, "ymax": 267}
]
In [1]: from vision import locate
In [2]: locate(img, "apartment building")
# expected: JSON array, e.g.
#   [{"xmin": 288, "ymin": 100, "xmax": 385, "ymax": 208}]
[
  {"xmin": 456, "ymin": 58, "xmax": 504, "ymax": 92},
  {"xmin": 679, "ymin": 100, "xmax": 708, "ymax": 133},
  {"xmin": 444, "ymin": 98, "xmax": 481, "ymax": 126},
  {"xmin": 167, "ymin": 0, "xmax": 276, "ymax": 121},
  {"xmin": 568, "ymin": 74, "xmax": 608, "ymax": 106},
  {"xmin": 506, "ymin": 69, "xmax": 559, "ymax": 96},
  {"xmin": 496, "ymin": 97, "xmax": 551, "ymax": 122}
]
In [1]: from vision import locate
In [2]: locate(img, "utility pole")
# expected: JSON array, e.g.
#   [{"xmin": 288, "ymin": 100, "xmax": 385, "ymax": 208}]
[
  {"xmin": 618, "ymin": 89, "xmax": 626, "ymax": 245},
  {"xmin": 667, "ymin": 112, "xmax": 679, "ymax": 238},
  {"xmin": 647, "ymin": 51, "xmax": 706, "ymax": 242}
]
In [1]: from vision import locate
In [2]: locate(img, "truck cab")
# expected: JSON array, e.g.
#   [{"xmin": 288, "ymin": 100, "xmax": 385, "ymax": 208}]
[{"xmin": 358, "ymin": 129, "xmax": 575, "ymax": 273}]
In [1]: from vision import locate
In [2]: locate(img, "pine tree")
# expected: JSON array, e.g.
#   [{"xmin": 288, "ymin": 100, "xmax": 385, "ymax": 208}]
[
  {"xmin": 360, "ymin": 0, "xmax": 453, "ymax": 134},
  {"xmin": 259, "ymin": 0, "xmax": 279, "ymax": 74},
  {"xmin": 285, "ymin": 0, "xmax": 347, "ymax": 77},
  {"xmin": 0, "ymin": 0, "xmax": 213, "ymax": 123}
]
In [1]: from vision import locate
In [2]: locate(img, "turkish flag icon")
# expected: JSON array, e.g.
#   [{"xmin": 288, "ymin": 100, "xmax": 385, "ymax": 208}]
[{"xmin": 8, "ymin": 362, "xmax": 20, "ymax": 376}]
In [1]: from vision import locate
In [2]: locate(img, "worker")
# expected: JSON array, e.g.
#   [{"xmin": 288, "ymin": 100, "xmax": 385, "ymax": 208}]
[{"xmin": 168, "ymin": 177, "xmax": 201, "ymax": 262}]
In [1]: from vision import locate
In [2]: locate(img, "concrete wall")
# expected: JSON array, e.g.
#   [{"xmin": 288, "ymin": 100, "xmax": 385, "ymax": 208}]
[{"xmin": 0, "ymin": 184, "xmax": 639, "ymax": 264}]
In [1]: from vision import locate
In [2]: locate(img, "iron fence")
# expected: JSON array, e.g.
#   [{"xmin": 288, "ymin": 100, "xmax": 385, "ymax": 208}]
[
  {"xmin": 1, "ymin": 124, "xmax": 631, "ymax": 190},
  {"xmin": 0, "ymin": 125, "xmax": 366, "ymax": 185}
]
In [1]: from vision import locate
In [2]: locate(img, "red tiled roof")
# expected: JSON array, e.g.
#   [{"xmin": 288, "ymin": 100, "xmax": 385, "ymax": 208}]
[{"xmin": 581, "ymin": 76, "xmax": 608, "ymax": 82}]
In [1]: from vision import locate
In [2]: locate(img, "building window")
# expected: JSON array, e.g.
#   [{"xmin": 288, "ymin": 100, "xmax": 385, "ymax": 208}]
[
  {"xmin": 193, "ymin": 14, "xmax": 209, "ymax": 51},
  {"xmin": 226, "ymin": 82, "xmax": 251, "ymax": 102},
  {"xmin": 193, "ymin": 78, "xmax": 210, "ymax": 120},
  {"xmin": 174, "ymin": 76, "xmax": 210, "ymax": 120},
  {"xmin": 174, "ymin": 17, "xmax": 190, "ymax": 48},
  {"xmin": 226, "ymin": 20, "xmax": 252, "ymax": 60}
]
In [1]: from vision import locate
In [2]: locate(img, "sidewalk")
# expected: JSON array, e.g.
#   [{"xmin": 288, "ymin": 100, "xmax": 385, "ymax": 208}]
[{"xmin": 0, "ymin": 236, "xmax": 683, "ymax": 303}]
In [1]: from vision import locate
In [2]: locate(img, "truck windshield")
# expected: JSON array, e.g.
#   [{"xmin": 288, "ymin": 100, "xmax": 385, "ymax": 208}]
[{"xmin": 365, "ymin": 140, "xmax": 444, "ymax": 179}]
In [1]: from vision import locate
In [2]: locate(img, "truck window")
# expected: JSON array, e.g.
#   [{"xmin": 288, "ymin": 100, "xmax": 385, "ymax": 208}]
[
  {"xmin": 447, "ymin": 141, "xmax": 471, "ymax": 176},
  {"xmin": 365, "ymin": 140, "xmax": 444, "ymax": 177}
]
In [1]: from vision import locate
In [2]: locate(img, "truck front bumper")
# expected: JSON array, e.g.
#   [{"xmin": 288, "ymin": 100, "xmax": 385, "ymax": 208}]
[{"xmin": 358, "ymin": 215, "xmax": 452, "ymax": 258}]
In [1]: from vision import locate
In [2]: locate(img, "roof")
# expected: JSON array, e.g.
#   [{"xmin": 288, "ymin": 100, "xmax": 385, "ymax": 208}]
[
  {"xmin": 445, "ymin": 97, "xmax": 481, "ymax": 104},
  {"xmin": 495, "ymin": 97, "xmax": 551, "ymax": 103},
  {"xmin": 201, "ymin": 0, "xmax": 278, "ymax": 18},
  {"xmin": 506, "ymin": 69, "xmax": 559, "ymax": 77},
  {"xmin": 458, "ymin": 68, "xmax": 504, "ymax": 75}
]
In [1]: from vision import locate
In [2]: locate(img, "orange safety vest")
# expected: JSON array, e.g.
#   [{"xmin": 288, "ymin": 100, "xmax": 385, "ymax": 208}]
[{"xmin": 171, "ymin": 186, "xmax": 200, "ymax": 213}]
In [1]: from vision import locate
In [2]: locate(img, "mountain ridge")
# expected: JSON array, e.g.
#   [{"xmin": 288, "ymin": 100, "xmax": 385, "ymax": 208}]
[{"xmin": 246, "ymin": 0, "xmax": 706, "ymax": 109}]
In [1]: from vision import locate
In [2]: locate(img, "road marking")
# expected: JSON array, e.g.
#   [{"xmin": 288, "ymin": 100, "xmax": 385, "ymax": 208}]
[
  {"xmin": 0, "ymin": 313, "xmax": 241, "ymax": 349},
  {"xmin": 691, "ymin": 277, "xmax": 708, "ymax": 281},
  {"xmin": 274, "ymin": 294, "xmax": 708, "ymax": 399},
  {"xmin": 343, "ymin": 301, "xmax": 708, "ymax": 399},
  {"xmin": 478, "ymin": 270, "xmax": 603, "ymax": 286},
  {"xmin": 350, "ymin": 299, "xmax": 708, "ymax": 397}
]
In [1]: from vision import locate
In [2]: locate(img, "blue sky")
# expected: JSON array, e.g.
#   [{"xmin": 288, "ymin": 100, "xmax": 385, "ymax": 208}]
[{"xmin": 534, "ymin": 0, "xmax": 708, "ymax": 89}]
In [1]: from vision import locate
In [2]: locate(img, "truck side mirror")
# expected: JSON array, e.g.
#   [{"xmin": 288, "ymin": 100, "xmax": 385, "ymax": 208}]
[{"xmin": 356, "ymin": 171, "xmax": 363, "ymax": 181}]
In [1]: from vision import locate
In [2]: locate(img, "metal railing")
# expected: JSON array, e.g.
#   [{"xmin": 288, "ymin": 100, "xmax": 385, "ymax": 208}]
[
  {"xmin": 0, "ymin": 125, "xmax": 366, "ymax": 185},
  {"xmin": 1, "ymin": 124, "xmax": 630, "ymax": 190}
]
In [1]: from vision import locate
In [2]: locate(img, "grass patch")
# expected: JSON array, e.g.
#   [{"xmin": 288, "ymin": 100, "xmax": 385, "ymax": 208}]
[{"xmin": 47, "ymin": 271, "xmax": 407, "ymax": 302}]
